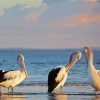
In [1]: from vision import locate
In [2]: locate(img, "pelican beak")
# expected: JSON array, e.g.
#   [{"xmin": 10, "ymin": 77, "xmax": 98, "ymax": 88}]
[
  {"xmin": 66, "ymin": 64, "xmax": 72, "ymax": 73},
  {"xmin": 83, "ymin": 49, "xmax": 88, "ymax": 67},
  {"xmin": 66, "ymin": 58, "xmax": 77, "ymax": 73},
  {"xmin": 85, "ymin": 53, "xmax": 88, "ymax": 67},
  {"xmin": 21, "ymin": 61, "xmax": 28, "ymax": 79},
  {"xmin": 24, "ymin": 66, "xmax": 28, "ymax": 79}
]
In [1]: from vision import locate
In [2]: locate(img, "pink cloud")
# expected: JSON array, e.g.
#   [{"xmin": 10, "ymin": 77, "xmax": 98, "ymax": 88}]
[
  {"xmin": 25, "ymin": 13, "xmax": 41, "ymax": 21},
  {"xmin": 84, "ymin": 0, "xmax": 97, "ymax": 3},
  {"xmin": 51, "ymin": 14, "xmax": 100, "ymax": 28},
  {"xmin": 69, "ymin": 14, "xmax": 100, "ymax": 26},
  {"xmin": 84, "ymin": 0, "xmax": 98, "ymax": 6}
]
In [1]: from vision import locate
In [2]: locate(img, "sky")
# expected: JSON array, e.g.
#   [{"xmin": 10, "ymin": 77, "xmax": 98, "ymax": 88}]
[{"xmin": 0, "ymin": 0, "xmax": 100, "ymax": 49}]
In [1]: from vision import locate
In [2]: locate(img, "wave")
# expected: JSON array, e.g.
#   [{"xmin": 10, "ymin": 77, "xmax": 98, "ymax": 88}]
[{"xmin": 18, "ymin": 82, "xmax": 89, "ymax": 86}]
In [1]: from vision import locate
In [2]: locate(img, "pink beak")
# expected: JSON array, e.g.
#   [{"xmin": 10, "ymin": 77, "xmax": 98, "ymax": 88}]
[{"xmin": 84, "ymin": 52, "xmax": 88, "ymax": 67}]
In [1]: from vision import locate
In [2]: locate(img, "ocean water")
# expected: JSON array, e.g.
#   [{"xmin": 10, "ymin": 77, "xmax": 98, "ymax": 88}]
[{"xmin": 0, "ymin": 48, "xmax": 100, "ymax": 86}]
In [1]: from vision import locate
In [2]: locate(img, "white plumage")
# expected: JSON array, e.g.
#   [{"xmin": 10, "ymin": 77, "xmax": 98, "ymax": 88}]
[
  {"xmin": 84, "ymin": 47, "xmax": 100, "ymax": 91},
  {"xmin": 48, "ymin": 51, "xmax": 82, "ymax": 93},
  {"xmin": 55, "ymin": 66, "xmax": 67, "ymax": 90},
  {"xmin": 55, "ymin": 67, "xmax": 66, "ymax": 82},
  {"xmin": 0, "ymin": 54, "xmax": 27, "ymax": 94}
]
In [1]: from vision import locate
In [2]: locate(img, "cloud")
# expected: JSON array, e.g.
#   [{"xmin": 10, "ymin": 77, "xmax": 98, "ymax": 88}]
[
  {"xmin": 84, "ymin": 0, "xmax": 97, "ymax": 3},
  {"xmin": 25, "ymin": 13, "xmax": 41, "ymax": 21},
  {"xmin": 43, "ymin": 0, "xmax": 67, "ymax": 4},
  {"xmin": 25, "ymin": 4, "xmax": 48, "ymax": 22},
  {"xmin": 50, "ymin": 14, "xmax": 100, "ymax": 29},
  {"xmin": 0, "ymin": 0, "xmax": 46, "ymax": 16},
  {"xmin": 69, "ymin": 14, "xmax": 100, "ymax": 26},
  {"xmin": 84, "ymin": 0, "xmax": 100, "ymax": 5}
]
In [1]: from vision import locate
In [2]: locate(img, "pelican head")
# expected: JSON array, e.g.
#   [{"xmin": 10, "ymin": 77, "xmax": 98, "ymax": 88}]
[
  {"xmin": 17, "ymin": 54, "xmax": 24, "ymax": 65},
  {"xmin": 84, "ymin": 47, "xmax": 89, "ymax": 54},
  {"xmin": 69, "ymin": 51, "xmax": 82, "ymax": 63},
  {"xmin": 66, "ymin": 51, "xmax": 82, "ymax": 72}
]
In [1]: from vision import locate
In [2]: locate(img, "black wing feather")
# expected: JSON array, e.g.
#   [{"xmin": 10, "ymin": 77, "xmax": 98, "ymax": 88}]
[
  {"xmin": 0, "ymin": 70, "xmax": 15, "ymax": 82},
  {"xmin": 48, "ymin": 68, "xmax": 61, "ymax": 93}
]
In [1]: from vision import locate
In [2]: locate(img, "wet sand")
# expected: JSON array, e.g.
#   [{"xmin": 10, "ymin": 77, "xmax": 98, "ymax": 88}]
[{"xmin": 0, "ymin": 85, "xmax": 100, "ymax": 100}]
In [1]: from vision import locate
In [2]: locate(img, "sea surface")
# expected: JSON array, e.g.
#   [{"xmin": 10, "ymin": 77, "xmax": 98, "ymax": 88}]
[{"xmin": 0, "ymin": 48, "xmax": 100, "ymax": 86}]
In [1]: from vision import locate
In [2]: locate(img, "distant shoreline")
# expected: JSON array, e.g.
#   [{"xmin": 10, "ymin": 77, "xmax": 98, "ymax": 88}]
[{"xmin": 0, "ymin": 47, "xmax": 99, "ymax": 51}]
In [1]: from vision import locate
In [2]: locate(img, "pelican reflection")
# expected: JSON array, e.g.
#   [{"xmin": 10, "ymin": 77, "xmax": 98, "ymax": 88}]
[{"xmin": 48, "ymin": 93, "xmax": 68, "ymax": 100}]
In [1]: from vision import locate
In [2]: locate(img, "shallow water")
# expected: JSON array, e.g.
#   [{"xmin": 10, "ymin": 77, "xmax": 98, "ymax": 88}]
[
  {"xmin": 0, "ymin": 48, "xmax": 100, "ymax": 86},
  {"xmin": 1, "ymin": 95, "xmax": 100, "ymax": 100},
  {"xmin": 1, "ymin": 94, "xmax": 100, "ymax": 100},
  {"xmin": 1, "ymin": 85, "xmax": 100, "ymax": 100}
]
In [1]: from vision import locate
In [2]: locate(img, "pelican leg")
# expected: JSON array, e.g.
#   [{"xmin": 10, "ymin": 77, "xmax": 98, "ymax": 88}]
[
  {"xmin": 93, "ymin": 90, "xmax": 97, "ymax": 95},
  {"xmin": 95, "ymin": 91, "xmax": 97, "ymax": 95},
  {"xmin": 8, "ymin": 86, "xmax": 13, "ymax": 95},
  {"xmin": 0, "ymin": 86, "xmax": 1, "ymax": 93},
  {"xmin": 8, "ymin": 87, "xmax": 10, "ymax": 93},
  {"xmin": 0, "ymin": 86, "xmax": 2, "ymax": 95},
  {"xmin": 11, "ymin": 87, "xmax": 13, "ymax": 93},
  {"xmin": 61, "ymin": 86, "xmax": 62, "ymax": 92}
]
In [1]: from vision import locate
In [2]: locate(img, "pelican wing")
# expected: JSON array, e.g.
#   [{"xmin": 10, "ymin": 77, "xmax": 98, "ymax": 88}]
[
  {"xmin": 0, "ymin": 70, "xmax": 21, "ymax": 82},
  {"xmin": 48, "ymin": 67, "xmax": 66, "ymax": 92},
  {"xmin": 48, "ymin": 68, "xmax": 60, "ymax": 92},
  {"xmin": 55, "ymin": 67, "xmax": 66, "ymax": 82}
]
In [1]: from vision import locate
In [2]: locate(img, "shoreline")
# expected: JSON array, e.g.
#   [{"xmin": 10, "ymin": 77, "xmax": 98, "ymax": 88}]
[{"xmin": 0, "ymin": 85, "xmax": 100, "ymax": 100}]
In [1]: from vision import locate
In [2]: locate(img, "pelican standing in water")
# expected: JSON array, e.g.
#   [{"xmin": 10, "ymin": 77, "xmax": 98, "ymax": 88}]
[
  {"xmin": 0, "ymin": 54, "xmax": 28, "ymax": 94},
  {"xmin": 84, "ymin": 47, "xmax": 100, "ymax": 91},
  {"xmin": 48, "ymin": 51, "xmax": 82, "ymax": 93}
]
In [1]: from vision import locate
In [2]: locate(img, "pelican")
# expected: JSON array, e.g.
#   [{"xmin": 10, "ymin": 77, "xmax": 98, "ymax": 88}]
[
  {"xmin": 48, "ymin": 51, "xmax": 82, "ymax": 93},
  {"xmin": 84, "ymin": 47, "xmax": 100, "ymax": 91},
  {"xmin": 0, "ymin": 54, "xmax": 28, "ymax": 94}
]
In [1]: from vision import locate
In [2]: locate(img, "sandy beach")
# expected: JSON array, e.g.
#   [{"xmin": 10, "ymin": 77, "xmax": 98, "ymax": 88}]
[{"xmin": 0, "ymin": 85, "xmax": 100, "ymax": 100}]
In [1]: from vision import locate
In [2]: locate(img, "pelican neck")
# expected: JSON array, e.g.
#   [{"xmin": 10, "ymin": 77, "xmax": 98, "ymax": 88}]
[{"xmin": 88, "ymin": 49, "xmax": 94, "ymax": 70}]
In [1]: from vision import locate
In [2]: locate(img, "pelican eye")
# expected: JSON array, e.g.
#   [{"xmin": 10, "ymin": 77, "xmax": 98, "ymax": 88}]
[{"xmin": 77, "ymin": 56, "xmax": 80, "ymax": 59}]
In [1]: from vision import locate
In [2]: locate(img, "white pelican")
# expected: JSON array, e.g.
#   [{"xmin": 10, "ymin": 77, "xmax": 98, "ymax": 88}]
[
  {"xmin": 0, "ymin": 54, "xmax": 28, "ymax": 94},
  {"xmin": 48, "ymin": 51, "xmax": 82, "ymax": 93},
  {"xmin": 84, "ymin": 47, "xmax": 100, "ymax": 91}
]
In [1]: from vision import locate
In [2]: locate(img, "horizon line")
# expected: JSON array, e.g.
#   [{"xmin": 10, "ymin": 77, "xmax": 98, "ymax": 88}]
[{"xmin": 0, "ymin": 47, "xmax": 99, "ymax": 50}]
